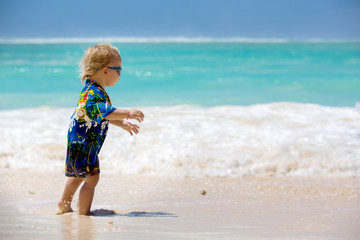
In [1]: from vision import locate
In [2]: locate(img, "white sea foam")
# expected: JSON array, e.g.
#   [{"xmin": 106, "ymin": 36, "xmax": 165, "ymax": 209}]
[
  {"xmin": 0, "ymin": 103, "xmax": 359, "ymax": 178},
  {"xmin": 0, "ymin": 37, "xmax": 358, "ymax": 44}
]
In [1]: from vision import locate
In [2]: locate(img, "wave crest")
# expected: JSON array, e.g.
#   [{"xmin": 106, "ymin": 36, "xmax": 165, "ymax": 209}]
[
  {"xmin": 0, "ymin": 103, "xmax": 359, "ymax": 177},
  {"xmin": 1, "ymin": 37, "xmax": 359, "ymax": 44}
]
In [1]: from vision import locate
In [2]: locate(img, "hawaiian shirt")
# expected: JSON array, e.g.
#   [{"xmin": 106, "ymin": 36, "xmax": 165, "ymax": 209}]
[{"xmin": 65, "ymin": 79, "xmax": 116, "ymax": 177}]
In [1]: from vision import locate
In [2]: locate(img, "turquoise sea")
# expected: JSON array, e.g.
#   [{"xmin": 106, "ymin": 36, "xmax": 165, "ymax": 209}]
[
  {"xmin": 1, "ymin": 38, "xmax": 360, "ymax": 178},
  {"xmin": 0, "ymin": 39, "xmax": 359, "ymax": 109}
]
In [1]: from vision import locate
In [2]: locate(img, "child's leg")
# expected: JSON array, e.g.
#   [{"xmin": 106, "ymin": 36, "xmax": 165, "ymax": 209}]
[
  {"xmin": 78, "ymin": 174, "xmax": 100, "ymax": 215},
  {"xmin": 58, "ymin": 177, "xmax": 84, "ymax": 213}
]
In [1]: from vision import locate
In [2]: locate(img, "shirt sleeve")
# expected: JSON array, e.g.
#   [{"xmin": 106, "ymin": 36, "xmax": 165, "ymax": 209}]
[{"xmin": 85, "ymin": 91, "xmax": 116, "ymax": 124}]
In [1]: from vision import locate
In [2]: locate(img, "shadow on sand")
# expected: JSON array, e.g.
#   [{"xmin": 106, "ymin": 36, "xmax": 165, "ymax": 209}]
[{"xmin": 91, "ymin": 208, "xmax": 178, "ymax": 218}]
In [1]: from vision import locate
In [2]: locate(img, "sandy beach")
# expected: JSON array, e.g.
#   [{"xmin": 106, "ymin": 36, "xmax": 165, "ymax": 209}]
[{"xmin": 0, "ymin": 169, "xmax": 359, "ymax": 240}]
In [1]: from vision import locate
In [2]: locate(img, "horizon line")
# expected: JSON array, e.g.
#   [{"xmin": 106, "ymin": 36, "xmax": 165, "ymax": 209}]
[{"xmin": 0, "ymin": 36, "xmax": 359, "ymax": 44}]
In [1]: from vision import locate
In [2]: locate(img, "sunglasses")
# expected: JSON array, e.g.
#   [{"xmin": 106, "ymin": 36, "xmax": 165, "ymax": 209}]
[{"xmin": 96, "ymin": 66, "xmax": 122, "ymax": 75}]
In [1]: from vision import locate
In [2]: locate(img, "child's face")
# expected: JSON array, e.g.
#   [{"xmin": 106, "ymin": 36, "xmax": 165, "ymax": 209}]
[{"xmin": 105, "ymin": 56, "xmax": 122, "ymax": 87}]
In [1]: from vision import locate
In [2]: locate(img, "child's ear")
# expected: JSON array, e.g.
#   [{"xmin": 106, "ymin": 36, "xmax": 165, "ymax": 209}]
[{"xmin": 102, "ymin": 67, "xmax": 108, "ymax": 76}]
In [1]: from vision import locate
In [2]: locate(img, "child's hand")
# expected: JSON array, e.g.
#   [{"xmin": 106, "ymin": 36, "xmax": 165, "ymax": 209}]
[
  {"xmin": 121, "ymin": 120, "xmax": 140, "ymax": 136},
  {"xmin": 128, "ymin": 109, "xmax": 145, "ymax": 123}
]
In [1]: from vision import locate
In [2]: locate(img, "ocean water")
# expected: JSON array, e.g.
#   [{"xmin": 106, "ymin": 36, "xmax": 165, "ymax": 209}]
[{"xmin": 0, "ymin": 38, "xmax": 360, "ymax": 177}]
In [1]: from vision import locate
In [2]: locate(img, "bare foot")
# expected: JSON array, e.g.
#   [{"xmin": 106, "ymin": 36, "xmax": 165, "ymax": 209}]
[{"xmin": 57, "ymin": 200, "xmax": 74, "ymax": 215}]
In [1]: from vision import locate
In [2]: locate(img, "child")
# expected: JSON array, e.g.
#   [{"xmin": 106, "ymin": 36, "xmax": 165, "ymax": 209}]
[{"xmin": 57, "ymin": 43, "xmax": 144, "ymax": 215}]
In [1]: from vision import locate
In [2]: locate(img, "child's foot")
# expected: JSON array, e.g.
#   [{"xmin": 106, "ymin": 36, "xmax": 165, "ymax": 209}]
[{"xmin": 57, "ymin": 200, "xmax": 74, "ymax": 214}]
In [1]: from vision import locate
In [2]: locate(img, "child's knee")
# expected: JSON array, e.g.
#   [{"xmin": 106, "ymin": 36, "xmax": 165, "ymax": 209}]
[
  {"xmin": 85, "ymin": 174, "xmax": 100, "ymax": 187},
  {"xmin": 67, "ymin": 177, "xmax": 84, "ymax": 186}
]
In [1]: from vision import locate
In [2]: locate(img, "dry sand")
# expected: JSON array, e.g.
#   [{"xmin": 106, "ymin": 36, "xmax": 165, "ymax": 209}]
[{"xmin": 0, "ymin": 169, "xmax": 359, "ymax": 240}]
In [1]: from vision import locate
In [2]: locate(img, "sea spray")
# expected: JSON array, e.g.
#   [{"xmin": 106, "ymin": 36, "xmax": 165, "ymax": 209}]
[{"xmin": 1, "ymin": 103, "xmax": 359, "ymax": 177}]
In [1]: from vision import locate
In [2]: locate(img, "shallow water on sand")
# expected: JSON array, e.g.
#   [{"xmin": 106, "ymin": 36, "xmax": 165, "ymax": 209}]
[{"xmin": 1, "ymin": 170, "xmax": 359, "ymax": 240}]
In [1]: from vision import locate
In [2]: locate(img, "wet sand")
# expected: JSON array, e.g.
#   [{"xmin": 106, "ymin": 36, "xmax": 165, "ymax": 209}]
[{"xmin": 0, "ymin": 169, "xmax": 359, "ymax": 240}]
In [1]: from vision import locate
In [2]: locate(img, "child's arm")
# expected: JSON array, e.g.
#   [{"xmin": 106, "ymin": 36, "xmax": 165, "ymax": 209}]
[
  {"xmin": 105, "ymin": 109, "xmax": 145, "ymax": 123},
  {"xmin": 110, "ymin": 120, "xmax": 140, "ymax": 136}
]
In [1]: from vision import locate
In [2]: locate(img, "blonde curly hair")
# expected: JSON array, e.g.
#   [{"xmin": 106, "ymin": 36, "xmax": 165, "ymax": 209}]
[{"xmin": 79, "ymin": 43, "xmax": 120, "ymax": 83}]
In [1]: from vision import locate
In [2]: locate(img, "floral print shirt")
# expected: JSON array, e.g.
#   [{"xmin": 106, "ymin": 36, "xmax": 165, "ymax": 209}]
[{"xmin": 65, "ymin": 79, "xmax": 116, "ymax": 177}]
